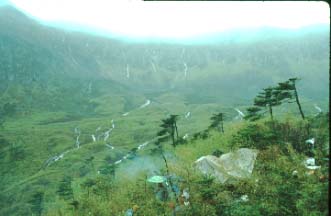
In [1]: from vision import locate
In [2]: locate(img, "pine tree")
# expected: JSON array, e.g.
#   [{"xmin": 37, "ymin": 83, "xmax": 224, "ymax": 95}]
[
  {"xmin": 273, "ymin": 80, "xmax": 294, "ymax": 103},
  {"xmin": 57, "ymin": 176, "xmax": 74, "ymax": 201},
  {"xmin": 154, "ymin": 115, "xmax": 181, "ymax": 205},
  {"xmin": 253, "ymin": 87, "xmax": 280, "ymax": 121},
  {"xmin": 209, "ymin": 113, "xmax": 225, "ymax": 133},
  {"xmin": 156, "ymin": 115, "xmax": 179, "ymax": 147},
  {"xmin": 274, "ymin": 78, "xmax": 305, "ymax": 119},
  {"xmin": 29, "ymin": 191, "xmax": 44, "ymax": 216},
  {"xmin": 81, "ymin": 178, "xmax": 96, "ymax": 198},
  {"xmin": 244, "ymin": 106, "xmax": 263, "ymax": 121},
  {"xmin": 278, "ymin": 77, "xmax": 305, "ymax": 119}
]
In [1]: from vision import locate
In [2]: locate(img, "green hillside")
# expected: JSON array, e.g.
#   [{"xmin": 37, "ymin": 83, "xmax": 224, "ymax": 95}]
[{"xmin": 0, "ymin": 5, "xmax": 329, "ymax": 216}]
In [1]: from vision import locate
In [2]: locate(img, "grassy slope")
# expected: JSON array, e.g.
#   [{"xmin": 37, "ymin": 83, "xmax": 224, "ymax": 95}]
[
  {"xmin": 0, "ymin": 6, "xmax": 329, "ymax": 215},
  {"xmin": 1, "ymin": 99, "xmax": 329, "ymax": 215},
  {"xmin": 30, "ymin": 113, "xmax": 327, "ymax": 216}
]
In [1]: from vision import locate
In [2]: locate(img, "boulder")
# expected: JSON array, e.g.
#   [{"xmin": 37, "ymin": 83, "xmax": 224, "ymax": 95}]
[{"xmin": 195, "ymin": 148, "xmax": 258, "ymax": 183}]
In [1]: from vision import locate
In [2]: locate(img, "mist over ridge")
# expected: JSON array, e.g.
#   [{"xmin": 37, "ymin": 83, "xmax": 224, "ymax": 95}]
[
  {"xmin": 0, "ymin": 5, "xmax": 329, "ymax": 106},
  {"xmin": 1, "ymin": 4, "xmax": 329, "ymax": 45}
]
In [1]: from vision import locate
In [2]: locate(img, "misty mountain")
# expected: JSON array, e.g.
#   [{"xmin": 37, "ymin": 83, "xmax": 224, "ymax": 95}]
[{"xmin": 0, "ymin": 5, "xmax": 329, "ymax": 112}]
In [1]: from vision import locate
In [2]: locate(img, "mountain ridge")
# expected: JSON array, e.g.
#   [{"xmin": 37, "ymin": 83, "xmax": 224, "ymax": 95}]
[{"xmin": 0, "ymin": 5, "xmax": 329, "ymax": 111}]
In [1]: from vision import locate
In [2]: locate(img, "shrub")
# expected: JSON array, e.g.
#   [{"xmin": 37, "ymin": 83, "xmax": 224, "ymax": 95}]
[{"xmin": 231, "ymin": 123, "xmax": 277, "ymax": 150}]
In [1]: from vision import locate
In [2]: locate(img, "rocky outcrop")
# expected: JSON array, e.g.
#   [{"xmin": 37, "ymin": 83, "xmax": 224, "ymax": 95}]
[{"xmin": 195, "ymin": 148, "xmax": 258, "ymax": 183}]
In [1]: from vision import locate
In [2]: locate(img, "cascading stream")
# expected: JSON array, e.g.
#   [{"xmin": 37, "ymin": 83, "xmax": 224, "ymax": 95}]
[
  {"xmin": 74, "ymin": 127, "xmax": 81, "ymax": 148},
  {"xmin": 126, "ymin": 64, "xmax": 130, "ymax": 79},
  {"xmin": 185, "ymin": 111, "xmax": 191, "ymax": 119},
  {"xmin": 314, "ymin": 104, "xmax": 322, "ymax": 115},
  {"xmin": 43, "ymin": 99, "xmax": 153, "ymax": 170},
  {"xmin": 140, "ymin": 99, "xmax": 151, "ymax": 109},
  {"xmin": 234, "ymin": 108, "xmax": 245, "ymax": 120},
  {"xmin": 184, "ymin": 62, "xmax": 188, "ymax": 77}
]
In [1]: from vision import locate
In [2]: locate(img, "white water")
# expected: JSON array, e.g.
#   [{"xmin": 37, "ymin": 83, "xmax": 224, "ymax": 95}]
[
  {"xmin": 68, "ymin": 45, "xmax": 79, "ymax": 66},
  {"xmin": 126, "ymin": 64, "xmax": 130, "ymax": 79},
  {"xmin": 103, "ymin": 129, "xmax": 112, "ymax": 141},
  {"xmin": 314, "ymin": 104, "xmax": 322, "ymax": 113},
  {"xmin": 43, "ymin": 95, "xmax": 159, "ymax": 171},
  {"xmin": 75, "ymin": 133, "xmax": 80, "ymax": 148},
  {"xmin": 74, "ymin": 127, "xmax": 79, "ymax": 134},
  {"xmin": 185, "ymin": 111, "xmax": 191, "ymax": 119},
  {"xmin": 74, "ymin": 127, "xmax": 80, "ymax": 148},
  {"xmin": 114, "ymin": 159, "xmax": 122, "ymax": 165},
  {"xmin": 122, "ymin": 154, "xmax": 129, "ymax": 160},
  {"xmin": 110, "ymin": 139, "xmax": 154, "ymax": 167},
  {"xmin": 140, "ymin": 99, "xmax": 151, "ymax": 109},
  {"xmin": 235, "ymin": 108, "xmax": 245, "ymax": 117},
  {"xmin": 92, "ymin": 134, "xmax": 96, "ymax": 142},
  {"xmin": 106, "ymin": 144, "xmax": 115, "ymax": 149},
  {"xmin": 123, "ymin": 99, "xmax": 151, "ymax": 116},
  {"xmin": 151, "ymin": 62, "xmax": 157, "ymax": 73},
  {"xmin": 137, "ymin": 141, "xmax": 150, "ymax": 150},
  {"xmin": 44, "ymin": 126, "xmax": 83, "ymax": 167},
  {"xmin": 44, "ymin": 149, "xmax": 71, "ymax": 167},
  {"xmin": 183, "ymin": 62, "xmax": 188, "ymax": 77},
  {"xmin": 234, "ymin": 108, "xmax": 245, "ymax": 120},
  {"xmin": 44, "ymin": 122, "xmax": 117, "ymax": 169}
]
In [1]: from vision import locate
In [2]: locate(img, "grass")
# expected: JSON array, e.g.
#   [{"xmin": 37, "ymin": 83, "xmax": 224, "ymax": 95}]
[{"xmin": 0, "ymin": 86, "xmax": 329, "ymax": 215}]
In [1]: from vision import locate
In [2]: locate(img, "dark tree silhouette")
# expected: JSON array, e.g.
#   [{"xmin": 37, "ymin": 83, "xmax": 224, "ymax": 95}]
[
  {"xmin": 274, "ymin": 78, "xmax": 305, "ymax": 119},
  {"xmin": 81, "ymin": 178, "xmax": 96, "ymax": 197},
  {"xmin": 253, "ymin": 87, "xmax": 280, "ymax": 121},
  {"xmin": 29, "ymin": 191, "xmax": 44, "ymax": 216},
  {"xmin": 289, "ymin": 78, "xmax": 305, "ymax": 119},
  {"xmin": 209, "ymin": 112, "xmax": 225, "ymax": 133},
  {"xmin": 157, "ymin": 115, "xmax": 179, "ymax": 147},
  {"xmin": 154, "ymin": 115, "xmax": 181, "ymax": 206},
  {"xmin": 244, "ymin": 106, "xmax": 263, "ymax": 121},
  {"xmin": 99, "ymin": 164, "xmax": 116, "ymax": 177},
  {"xmin": 57, "ymin": 176, "xmax": 74, "ymax": 201}
]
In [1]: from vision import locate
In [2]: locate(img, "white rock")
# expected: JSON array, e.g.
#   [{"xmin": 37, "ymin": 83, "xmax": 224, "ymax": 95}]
[
  {"xmin": 305, "ymin": 138, "xmax": 315, "ymax": 148},
  {"xmin": 195, "ymin": 148, "xmax": 258, "ymax": 183},
  {"xmin": 305, "ymin": 158, "xmax": 315, "ymax": 166},
  {"xmin": 240, "ymin": 195, "xmax": 249, "ymax": 202}
]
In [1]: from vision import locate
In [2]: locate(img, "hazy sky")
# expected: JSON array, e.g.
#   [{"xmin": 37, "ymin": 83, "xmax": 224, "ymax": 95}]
[{"xmin": 7, "ymin": 0, "xmax": 330, "ymax": 39}]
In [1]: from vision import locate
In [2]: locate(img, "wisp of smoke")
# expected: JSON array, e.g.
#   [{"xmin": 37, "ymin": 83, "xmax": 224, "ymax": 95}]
[{"xmin": 116, "ymin": 155, "xmax": 164, "ymax": 179}]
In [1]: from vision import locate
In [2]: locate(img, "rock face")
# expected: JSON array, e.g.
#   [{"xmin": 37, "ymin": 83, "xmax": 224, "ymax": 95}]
[{"xmin": 195, "ymin": 148, "xmax": 258, "ymax": 183}]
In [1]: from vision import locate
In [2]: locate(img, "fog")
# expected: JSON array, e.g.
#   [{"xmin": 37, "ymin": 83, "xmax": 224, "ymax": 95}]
[{"xmin": 7, "ymin": 1, "xmax": 329, "ymax": 42}]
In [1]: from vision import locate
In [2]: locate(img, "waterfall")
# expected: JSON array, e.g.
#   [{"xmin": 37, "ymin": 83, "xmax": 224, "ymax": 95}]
[
  {"xmin": 184, "ymin": 62, "xmax": 188, "ymax": 77},
  {"xmin": 140, "ymin": 100, "xmax": 151, "ymax": 109},
  {"xmin": 185, "ymin": 111, "xmax": 191, "ymax": 119},
  {"xmin": 126, "ymin": 64, "xmax": 130, "ymax": 78},
  {"xmin": 234, "ymin": 108, "xmax": 245, "ymax": 120},
  {"xmin": 74, "ymin": 127, "xmax": 81, "ymax": 148}
]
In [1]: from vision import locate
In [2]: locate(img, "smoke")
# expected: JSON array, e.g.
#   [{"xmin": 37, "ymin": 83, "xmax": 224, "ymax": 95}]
[{"xmin": 116, "ymin": 155, "xmax": 164, "ymax": 178}]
